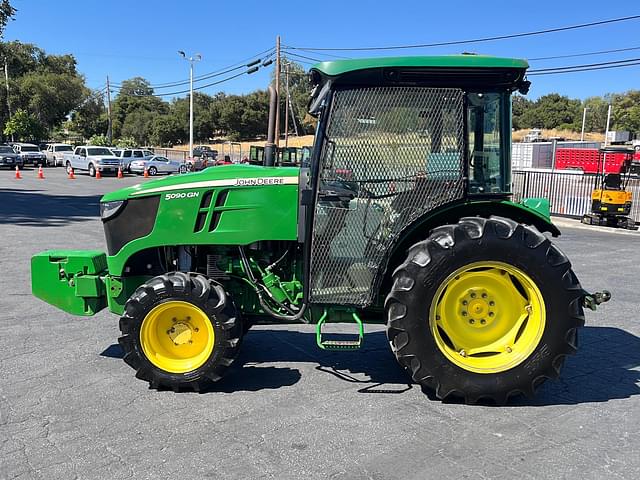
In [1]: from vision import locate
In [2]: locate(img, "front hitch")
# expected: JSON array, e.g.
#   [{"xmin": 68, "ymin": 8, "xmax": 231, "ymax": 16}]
[{"xmin": 582, "ymin": 290, "xmax": 611, "ymax": 311}]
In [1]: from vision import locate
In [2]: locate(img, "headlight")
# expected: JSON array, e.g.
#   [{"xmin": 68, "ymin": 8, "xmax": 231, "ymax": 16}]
[{"xmin": 100, "ymin": 200, "xmax": 126, "ymax": 220}]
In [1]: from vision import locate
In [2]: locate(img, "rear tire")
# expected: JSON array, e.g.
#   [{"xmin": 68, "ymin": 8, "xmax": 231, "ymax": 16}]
[
  {"xmin": 385, "ymin": 216, "xmax": 584, "ymax": 404},
  {"xmin": 88, "ymin": 163, "xmax": 96, "ymax": 177},
  {"xmin": 118, "ymin": 272, "xmax": 243, "ymax": 391}
]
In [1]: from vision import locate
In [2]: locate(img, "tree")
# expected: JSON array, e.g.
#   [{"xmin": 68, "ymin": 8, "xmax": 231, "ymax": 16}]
[
  {"xmin": 150, "ymin": 114, "xmax": 184, "ymax": 146},
  {"xmin": 582, "ymin": 96, "xmax": 609, "ymax": 133},
  {"xmin": 88, "ymin": 134, "xmax": 109, "ymax": 146},
  {"xmin": 512, "ymin": 95, "xmax": 533, "ymax": 130},
  {"xmin": 0, "ymin": 0, "xmax": 15, "ymax": 38},
  {"xmin": 276, "ymin": 61, "xmax": 315, "ymax": 135},
  {"xmin": 4, "ymin": 108, "xmax": 44, "ymax": 139},
  {"xmin": 71, "ymin": 92, "xmax": 108, "ymax": 139},
  {"xmin": 112, "ymin": 77, "xmax": 167, "ymax": 143},
  {"xmin": 519, "ymin": 94, "xmax": 581, "ymax": 131},
  {"xmin": 611, "ymin": 90, "xmax": 640, "ymax": 134}
]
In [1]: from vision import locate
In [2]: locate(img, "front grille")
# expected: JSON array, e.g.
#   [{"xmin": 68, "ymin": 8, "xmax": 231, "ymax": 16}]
[
  {"xmin": 103, "ymin": 196, "xmax": 160, "ymax": 255},
  {"xmin": 310, "ymin": 86, "xmax": 465, "ymax": 306}
]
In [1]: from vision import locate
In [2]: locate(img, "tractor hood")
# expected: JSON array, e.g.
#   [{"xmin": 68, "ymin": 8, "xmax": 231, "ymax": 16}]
[{"xmin": 101, "ymin": 164, "xmax": 300, "ymax": 202}]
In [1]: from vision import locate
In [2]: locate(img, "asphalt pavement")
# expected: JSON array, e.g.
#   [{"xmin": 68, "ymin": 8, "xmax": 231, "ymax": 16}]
[{"xmin": 1, "ymin": 167, "xmax": 639, "ymax": 479}]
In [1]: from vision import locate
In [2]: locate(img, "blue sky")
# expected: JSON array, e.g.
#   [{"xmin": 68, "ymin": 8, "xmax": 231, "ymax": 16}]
[{"xmin": 4, "ymin": 0, "xmax": 640, "ymax": 100}]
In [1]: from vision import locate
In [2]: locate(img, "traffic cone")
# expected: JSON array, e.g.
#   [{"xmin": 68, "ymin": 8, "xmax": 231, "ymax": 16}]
[
  {"xmin": 37, "ymin": 165, "xmax": 45, "ymax": 179},
  {"xmin": 15, "ymin": 166, "xmax": 21, "ymax": 179},
  {"xmin": 68, "ymin": 168, "xmax": 75, "ymax": 180},
  {"xmin": 143, "ymin": 167, "xmax": 149, "ymax": 178},
  {"xmin": 95, "ymin": 169, "xmax": 102, "ymax": 179},
  {"xmin": 117, "ymin": 166, "xmax": 124, "ymax": 179}
]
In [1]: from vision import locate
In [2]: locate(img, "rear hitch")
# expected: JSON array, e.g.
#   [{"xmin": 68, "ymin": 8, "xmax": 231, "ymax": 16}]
[{"xmin": 582, "ymin": 290, "xmax": 611, "ymax": 311}]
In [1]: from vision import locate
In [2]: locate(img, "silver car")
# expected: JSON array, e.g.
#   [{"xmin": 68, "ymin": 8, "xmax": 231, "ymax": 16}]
[{"xmin": 130, "ymin": 155, "xmax": 187, "ymax": 175}]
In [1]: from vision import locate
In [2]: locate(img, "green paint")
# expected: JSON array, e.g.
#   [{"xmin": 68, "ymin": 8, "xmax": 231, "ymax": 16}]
[
  {"xmin": 312, "ymin": 55, "xmax": 529, "ymax": 77},
  {"xmin": 521, "ymin": 197, "xmax": 551, "ymax": 221},
  {"xmin": 316, "ymin": 310, "xmax": 365, "ymax": 350},
  {"xmin": 31, "ymin": 250, "xmax": 108, "ymax": 316}
]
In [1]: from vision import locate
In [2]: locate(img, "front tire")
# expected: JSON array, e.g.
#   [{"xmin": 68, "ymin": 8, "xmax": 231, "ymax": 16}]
[
  {"xmin": 118, "ymin": 272, "xmax": 243, "ymax": 391},
  {"xmin": 386, "ymin": 216, "xmax": 584, "ymax": 404},
  {"xmin": 88, "ymin": 163, "xmax": 96, "ymax": 177},
  {"xmin": 148, "ymin": 166, "xmax": 157, "ymax": 176}
]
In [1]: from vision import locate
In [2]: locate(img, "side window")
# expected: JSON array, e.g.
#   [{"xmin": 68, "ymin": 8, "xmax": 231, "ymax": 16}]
[
  {"xmin": 74, "ymin": 147, "xmax": 81, "ymax": 155},
  {"xmin": 79, "ymin": 148, "xmax": 86, "ymax": 157},
  {"xmin": 133, "ymin": 150, "xmax": 143, "ymax": 158},
  {"xmin": 123, "ymin": 150, "xmax": 132, "ymax": 158},
  {"xmin": 143, "ymin": 150, "xmax": 153, "ymax": 156}
]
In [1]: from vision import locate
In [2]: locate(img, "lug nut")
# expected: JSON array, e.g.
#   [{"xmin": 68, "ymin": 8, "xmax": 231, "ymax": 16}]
[
  {"xmin": 194, "ymin": 327, "xmax": 199, "ymax": 332},
  {"xmin": 435, "ymin": 315, "xmax": 441, "ymax": 321},
  {"xmin": 462, "ymin": 300, "xmax": 468, "ymax": 306},
  {"xmin": 459, "ymin": 349, "xmax": 467, "ymax": 357},
  {"xmin": 470, "ymin": 292, "xmax": 476, "ymax": 298},
  {"xmin": 461, "ymin": 311, "xmax": 468, "ymax": 317},
  {"xmin": 481, "ymin": 293, "xmax": 487, "ymax": 298},
  {"xmin": 506, "ymin": 346, "xmax": 512, "ymax": 353},
  {"xmin": 489, "ymin": 301, "xmax": 495, "ymax": 306},
  {"xmin": 488, "ymin": 312, "xmax": 494, "ymax": 317},
  {"xmin": 469, "ymin": 319, "xmax": 475, "ymax": 324},
  {"xmin": 480, "ymin": 319, "xmax": 486, "ymax": 325}
]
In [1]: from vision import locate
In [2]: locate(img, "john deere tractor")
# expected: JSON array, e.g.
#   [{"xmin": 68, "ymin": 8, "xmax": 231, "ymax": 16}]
[{"xmin": 32, "ymin": 56, "xmax": 610, "ymax": 404}]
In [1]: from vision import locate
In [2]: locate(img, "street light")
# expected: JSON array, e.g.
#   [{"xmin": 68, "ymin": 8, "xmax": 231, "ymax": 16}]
[{"xmin": 178, "ymin": 51, "xmax": 202, "ymax": 158}]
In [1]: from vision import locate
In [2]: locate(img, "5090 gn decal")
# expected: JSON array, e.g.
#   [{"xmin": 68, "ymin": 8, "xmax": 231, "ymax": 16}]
[{"xmin": 164, "ymin": 192, "xmax": 201, "ymax": 200}]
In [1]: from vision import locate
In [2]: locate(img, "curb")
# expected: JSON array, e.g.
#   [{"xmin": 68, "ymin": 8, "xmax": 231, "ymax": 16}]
[{"xmin": 551, "ymin": 216, "xmax": 640, "ymax": 236}]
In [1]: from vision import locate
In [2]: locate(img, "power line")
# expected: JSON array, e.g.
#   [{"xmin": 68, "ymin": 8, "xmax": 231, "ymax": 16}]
[
  {"xmin": 529, "ymin": 45, "xmax": 640, "ymax": 61},
  {"xmin": 529, "ymin": 61, "xmax": 640, "ymax": 75},
  {"xmin": 286, "ymin": 14, "xmax": 640, "ymax": 52},
  {"xmin": 286, "ymin": 52, "xmax": 324, "ymax": 63},
  {"xmin": 528, "ymin": 56, "xmax": 640, "ymax": 72}
]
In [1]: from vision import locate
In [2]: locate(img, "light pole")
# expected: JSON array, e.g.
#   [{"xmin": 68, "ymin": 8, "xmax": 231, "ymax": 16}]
[{"xmin": 178, "ymin": 51, "xmax": 202, "ymax": 158}]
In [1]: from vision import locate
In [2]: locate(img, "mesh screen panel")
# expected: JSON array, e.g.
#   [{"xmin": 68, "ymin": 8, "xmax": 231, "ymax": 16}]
[{"xmin": 310, "ymin": 86, "xmax": 465, "ymax": 306}]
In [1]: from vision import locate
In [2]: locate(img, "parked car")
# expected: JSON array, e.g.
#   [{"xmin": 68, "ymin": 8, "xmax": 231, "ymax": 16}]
[
  {"xmin": 193, "ymin": 145, "xmax": 218, "ymax": 160},
  {"xmin": 0, "ymin": 144, "xmax": 23, "ymax": 169},
  {"xmin": 112, "ymin": 148, "xmax": 155, "ymax": 172},
  {"xmin": 14, "ymin": 143, "xmax": 47, "ymax": 166},
  {"xmin": 63, "ymin": 146, "xmax": 121, "ymax": 176},
  {"xmin": 130, "ymin": 155, "xmax": 188, "ymax": 175},
  {"xmin": 45, "ymin": 143, "xmax": 74, "ymax": 167}
]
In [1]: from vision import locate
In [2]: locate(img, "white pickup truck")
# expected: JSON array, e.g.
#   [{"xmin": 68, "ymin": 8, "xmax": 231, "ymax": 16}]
[{"xmin": 63, "ymin": 146, "xmax": 122, "ymax": 177}]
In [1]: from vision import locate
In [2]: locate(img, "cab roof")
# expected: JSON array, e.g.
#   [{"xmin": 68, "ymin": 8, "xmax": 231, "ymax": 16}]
[{"xmin": 312, "ymin": 55, "xmax": 529, "ymax": 77}]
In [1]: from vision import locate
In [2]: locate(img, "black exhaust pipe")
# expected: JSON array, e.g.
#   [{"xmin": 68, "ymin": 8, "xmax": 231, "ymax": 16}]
[{"xmin": 264, "ymin": 84, "xmax": 278, "ymax": 166}]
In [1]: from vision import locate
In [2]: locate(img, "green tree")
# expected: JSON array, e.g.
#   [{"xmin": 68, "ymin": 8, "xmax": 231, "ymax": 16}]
[
  {"xmin": 115, "ymin": 136, "xmax": 137, "ymax": 148},
  {"xmin": 112, "ymin": 77, "xmax": 167, "ymax": 143},
  {"xmin": 150, "ymin": 114, "xmax": 184, "ymax": 146},
  {"xmin": 0, "ymin": 0, "xmax": 15, "ymax": 38},
  {"xmin": 611, "ymin": 90, "xmax": 640, "ymax": 133},
  {"xmin": 88, "ymin": 133, "xmax": 109, "ymax": 146},
  {"xmin": 520, "ymin": 94, "xmax": 581, "ymax": 131},
  {"xmin": 582, "ymin": 96, "xmax": 609, "ymax": 133},
  {"xmin": 71, "ymin": 92, "xmax": 108, "ymax": 139},
  {"xmin": 512, "ymin": 95, "xmax": 533, "ymax": 130},
  {"xmin": 4, "ymin": 108, "xmax": 44, "ymax": 139}
]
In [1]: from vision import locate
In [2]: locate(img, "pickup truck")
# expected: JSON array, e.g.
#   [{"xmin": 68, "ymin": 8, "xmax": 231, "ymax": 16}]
[
  {"xmin": 63, "ymin": 146, "xmax": 121, "ymax": 177},
  {"xmin": 45, "ymin": 143, "xmax": 74, "ymax": 167},
  {"xmin": 14, "ymin": 143, "xmax": 47, "ymax": 166}
]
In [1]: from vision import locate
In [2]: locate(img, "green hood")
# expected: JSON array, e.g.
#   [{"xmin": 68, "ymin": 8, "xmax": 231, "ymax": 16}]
[{"xmin": 101, "ymin": 164, "xmax": 300, "ymax": 202}]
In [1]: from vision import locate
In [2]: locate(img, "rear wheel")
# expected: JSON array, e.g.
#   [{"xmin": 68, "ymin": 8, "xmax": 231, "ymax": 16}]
[
  {"xmin": 65, "ymin": 161, "xmax": 72, "ymax": 174},
  {"xmin": 88, "ymin": 163, "xmax": 96, "ymax": 177},
  {"xmin": 119, "ymin": 272, "xmax": 243, "ymax": 391},
  {"xmin": 179, "ymin": 165, "xmax": 187, "ymax": 174},
  {"xmin": 386, "ymin": 216, "xmax": 584, "ymax": 404}
]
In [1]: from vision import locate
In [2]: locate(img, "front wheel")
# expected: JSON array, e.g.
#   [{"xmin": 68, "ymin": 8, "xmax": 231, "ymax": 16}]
[
  {"xmin": 88, "ymin": 163, "xmax": 96, "ymax": 177},
  {"xmin": 65, "ymin": 161, "xmax": 73, "ymax": 174},
  {"xmin": 148, "ymin": 166, "xmax": 157, "ymax": 176},
  {"xmin": 179, "ymin": 165, "xmax": 187, "ymax": 174},
  {"xmin": 118, "ymin": 272, "xmax": 243, "ymax": 391},
  {"xmin": 386, "ymin": 216, "xmax": 584, "ymax": 404}
]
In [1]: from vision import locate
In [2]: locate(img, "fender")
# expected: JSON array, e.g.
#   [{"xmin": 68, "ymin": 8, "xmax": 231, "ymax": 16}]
[{"xmin": 372, "ymin": 198, "xmax": 561, "ymax": 305}]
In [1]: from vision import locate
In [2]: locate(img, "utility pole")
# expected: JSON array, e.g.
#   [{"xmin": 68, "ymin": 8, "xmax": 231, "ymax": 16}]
[
  {"xmin": 284, "ymin": 60, "xmax": 289, "ymax": 148},
  {"xmin": 580, "ymin": 107, "xmax": 588, "ymax": 142},
  {"xmin": 179, "ymin": 51, "xmax": 202, "ymax": 158},
  {"xmin": 275, "ymin": 35, "xmax": 281, "ymax": 149},
  {"xmin": 604, "ymin": 104, "xmax": 612, "ymax": 147},
  {"xmin": 4, "ymin": 57, "xmax": 13, "ymax": 141},
  {"xmin": 106, "ymin": 75, "xmax": 113, "ymax": 145}
]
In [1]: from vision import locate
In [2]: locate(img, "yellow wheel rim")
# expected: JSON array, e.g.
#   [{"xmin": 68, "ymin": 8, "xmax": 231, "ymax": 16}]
[
  {"xmin": 429, "ymin": 261, "xmax": 545, "ymax": 374},
  {"xmin": 140, "ymin": 301, "xmax": 215, "ymax": 374}
]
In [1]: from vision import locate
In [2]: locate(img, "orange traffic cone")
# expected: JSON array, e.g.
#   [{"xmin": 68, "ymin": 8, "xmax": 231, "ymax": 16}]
[
  {"xmin": 68, "ymin": 167, "xmax": 75, "ymax": 179},
  {"xmin": 143, "ymin": 167, "xmax": 149, "ymax": 178},
  {"xmin": 117, "ymin": 166, "xmax": 124, "ymax": 179},
  {"xmin": 95, "ymin": 168, "xmax": 102, "ymax": 179},
  {"xmin": 37, "ymin": 165, "xmax": 45, "ymax": 179},
  {"xmin": 15, "ymin": 166, "xmax": 22, "ymax": 179}
]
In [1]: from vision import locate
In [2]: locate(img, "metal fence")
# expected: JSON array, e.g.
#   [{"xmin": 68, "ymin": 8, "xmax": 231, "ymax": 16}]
[
  {"xmin": 151, "ymin": 148, "xmax": 188, "ymax": 161},
  {"xmin": 513, "ymin": 169, "xmax": 640, "ymax": 223}
]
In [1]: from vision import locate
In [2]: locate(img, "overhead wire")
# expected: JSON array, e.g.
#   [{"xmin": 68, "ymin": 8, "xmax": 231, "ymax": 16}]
[
  {"xmin": 528, "ymin": 56, "xmax": 640, "ymax": 73},
  {"xmin": 529, "ymin": 45, "xmax": 640, "ymax": 61},
  {"xmin": 286, "ymin": 14, "xmax": 640, "ymax": 51}
]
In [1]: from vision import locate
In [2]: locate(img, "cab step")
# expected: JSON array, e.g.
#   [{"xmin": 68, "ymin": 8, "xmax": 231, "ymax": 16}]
[{"xmin": 316, "ymin": 310, "xmax": 364, "ymax": 350}]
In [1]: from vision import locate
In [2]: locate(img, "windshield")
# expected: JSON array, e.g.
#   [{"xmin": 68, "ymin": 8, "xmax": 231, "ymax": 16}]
[
  {"xmin": 56, "ymin": 145, "xmax": 73, "ymax": 152},
  {"xmin": 87, "ymin": 148, "xmax": 114, "ymax": 156},
  {"xmin": 0, "ymin": 146, "xmax": 14, "ymax": 153},
  {"xmin": 20, "ymin": 145, "xmax": 39, "ymax": 152},
  {"xmin": 467, "ymin": 92, "xmax": 510, "ymax": 194}
]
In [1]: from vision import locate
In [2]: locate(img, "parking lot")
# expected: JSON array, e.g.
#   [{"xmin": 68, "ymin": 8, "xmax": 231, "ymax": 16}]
[{"xmin": 1, "ymin": 166, "xmax": 639, "ymax": 479}]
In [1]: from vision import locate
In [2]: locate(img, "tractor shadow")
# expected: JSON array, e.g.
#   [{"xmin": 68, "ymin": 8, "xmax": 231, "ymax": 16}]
[
  {"xmin": 100, "ymin": 326, "xmax": 640, "ymax": 403},
  {"xmin": 0, "ymin": 188, "xmax": 101, "ymax": 226}
]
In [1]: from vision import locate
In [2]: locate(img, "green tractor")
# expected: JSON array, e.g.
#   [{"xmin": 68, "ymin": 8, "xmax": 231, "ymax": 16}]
[{"xmin": 31, "ymin": 55, "xmax": 610, "ymax": 403}]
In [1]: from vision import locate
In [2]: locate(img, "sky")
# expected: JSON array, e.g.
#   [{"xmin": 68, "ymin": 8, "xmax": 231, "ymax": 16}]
[{"xmin": 4, "ymin": 0, "xmax": 640, "ymax": 100}]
